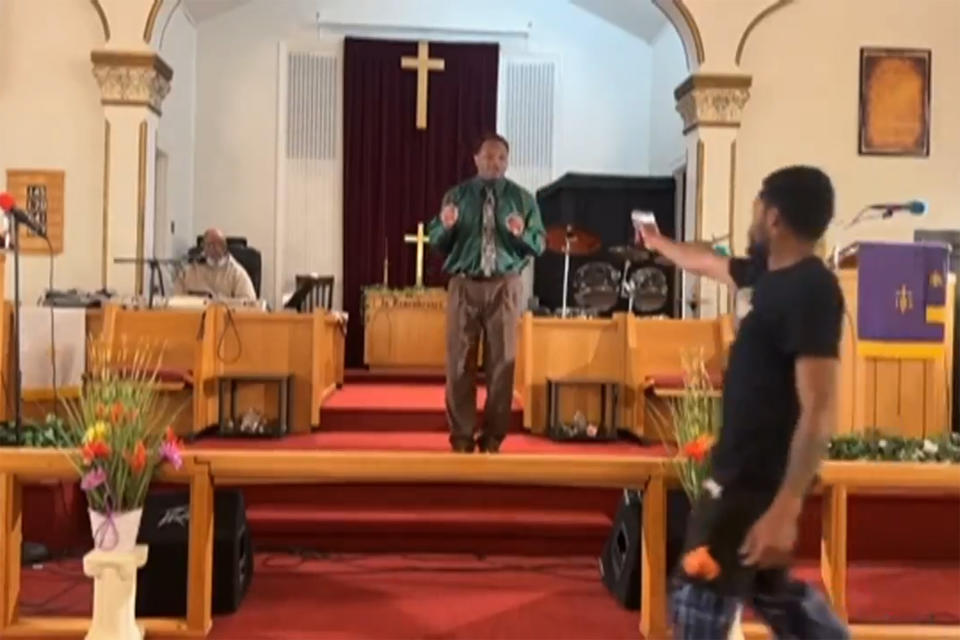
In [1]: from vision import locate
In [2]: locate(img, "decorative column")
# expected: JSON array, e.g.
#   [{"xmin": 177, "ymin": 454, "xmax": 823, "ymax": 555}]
[
  {"xmin": 83, "ymin": 545, "xmax": 149, "ymax": 640},
  {"xmin": 674, "ymin": 73, "xmax": 751, "ymax": 318},
  {"xmin": 91, "ymin": 50, "xmax": 172, "ymax": 294}
]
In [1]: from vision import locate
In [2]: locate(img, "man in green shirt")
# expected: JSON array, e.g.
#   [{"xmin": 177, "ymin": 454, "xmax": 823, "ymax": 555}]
[{"xmin": 427, "ymin": 133, "xmax": 546, "ymax": 453}]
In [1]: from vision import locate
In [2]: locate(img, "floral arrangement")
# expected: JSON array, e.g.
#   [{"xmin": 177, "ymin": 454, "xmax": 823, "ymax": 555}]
[
  {"xmin": 57, "ymin": 340, "xmax": 184, "ymax": 518},
  {"xmin": 660, "ymin": 350, "xmax": 723, "ymax": 502}
]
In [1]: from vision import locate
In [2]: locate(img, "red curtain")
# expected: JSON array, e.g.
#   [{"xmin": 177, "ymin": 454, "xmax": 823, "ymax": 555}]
[{"xmin": 342, "ymin": 38, "xmax": 499, "ymax": 367}]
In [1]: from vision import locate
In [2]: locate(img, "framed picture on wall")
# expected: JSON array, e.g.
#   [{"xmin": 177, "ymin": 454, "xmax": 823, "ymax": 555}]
[
  {"xmin": 4, "ymin": 169, "xmax": 65, "ymax": 254},
  {"xmin": 858, "ymin": 47, "xmax": 931, "ymax": 157}
]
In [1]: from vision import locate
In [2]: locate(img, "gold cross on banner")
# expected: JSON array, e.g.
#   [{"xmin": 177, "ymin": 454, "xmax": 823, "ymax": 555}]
[
  {"xmin": 895, "ymin": 284, "xmax": 914, "ymax": 314},
  {"xmin": 403, "ymin": 222, "xmax": 430, "ymax": 287},
  {"xmin": 400, "ymin": 41, "xmax": 445, "ymax": 130}
]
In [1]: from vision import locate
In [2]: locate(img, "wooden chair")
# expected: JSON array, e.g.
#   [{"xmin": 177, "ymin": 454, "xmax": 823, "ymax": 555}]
[{"xmin": 293, "ymin": 274, "xmax": 335, "ymax": 313}]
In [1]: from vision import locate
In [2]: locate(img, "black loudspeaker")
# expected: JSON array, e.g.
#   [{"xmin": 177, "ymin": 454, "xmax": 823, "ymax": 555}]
[
  {"xmin": 914, "ymin": 229, "xmax": 960, "ymax": 433},
  {"xmin": 535, "ymin": 174, "xmax": 677, "ymax": 316},
  {"xmin": 136, "ymin": 490, "xmax": 253, "ymax": 617},
  {"xmin": 599, "ymin": 489, "xmax": 689, "ymax": 610}
]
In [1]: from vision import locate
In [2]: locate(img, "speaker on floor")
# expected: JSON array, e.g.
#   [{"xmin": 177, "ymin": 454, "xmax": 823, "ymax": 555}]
[
  {"xmin": 135, "ymin": 489, "xmax": 253, "ymax": 617},
  {"xmin": 598, "ymin": 489, "xmax": 689, "ymax": 610}
]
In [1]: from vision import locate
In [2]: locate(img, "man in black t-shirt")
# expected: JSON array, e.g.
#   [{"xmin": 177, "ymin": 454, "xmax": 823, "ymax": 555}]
[{"xmin": 641, "ymin": 166, "xmax": 848, "ymax": 639}]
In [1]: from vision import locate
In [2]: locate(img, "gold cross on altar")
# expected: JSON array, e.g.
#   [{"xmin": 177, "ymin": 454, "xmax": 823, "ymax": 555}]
[
  {"xmin": 400, "ymin": 41, "xmax": 445, "ymax": 130},
  {"xmin": 403, "ymin": 222, "xmax": 430, "ymax": 287}
]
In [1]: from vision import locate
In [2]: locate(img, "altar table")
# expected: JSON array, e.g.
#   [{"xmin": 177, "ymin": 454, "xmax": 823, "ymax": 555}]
[{"xmin": 363, "ymin": 287, "xmax": 447, "ymax": 369}]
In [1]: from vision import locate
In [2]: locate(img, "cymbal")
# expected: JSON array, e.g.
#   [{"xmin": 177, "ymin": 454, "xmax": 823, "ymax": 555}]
[
  {"xmin": 609, "ymin": 245, "xmax": 675, "ymax": 267},
  {"xmin": 609, "ymin": 245, "xmax": 651, "ymax": 264},
  {"xmin": 545, "ymin": 225, "xmax": 602, "ymax": 256}
]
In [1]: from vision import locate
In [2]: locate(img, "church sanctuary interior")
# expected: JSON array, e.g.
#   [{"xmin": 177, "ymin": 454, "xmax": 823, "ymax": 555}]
[{"xmin": 1, "ymin": 0, "xmax": 959, "ymax": 638}]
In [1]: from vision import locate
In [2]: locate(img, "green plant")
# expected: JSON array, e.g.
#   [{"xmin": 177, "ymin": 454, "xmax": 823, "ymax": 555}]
[
  {"xmin": 0, "ymin": 414, "xmax": 70, "ymax": 448},
  {"xmin": 828, "ymin": 431, "xmax": 960, "ymax": 463},
  {"xmin": 659, "ymin": 351, "xmax": 723, "ymax": 502}
]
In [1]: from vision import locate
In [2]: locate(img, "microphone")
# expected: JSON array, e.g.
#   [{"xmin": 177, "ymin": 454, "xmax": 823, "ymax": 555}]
[
  {"xmin": 0, "ymin": 192, "xmax": 48, "ymax": 238},
  {"xmin": 866, "ymin": 200, "xmax": 927, "ymax": 216}
]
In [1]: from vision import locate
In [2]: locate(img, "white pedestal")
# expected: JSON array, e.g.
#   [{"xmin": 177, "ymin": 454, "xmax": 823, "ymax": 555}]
[{"xmin": 83, "ymin": 545, "xmax": 148, "ymax": 640}]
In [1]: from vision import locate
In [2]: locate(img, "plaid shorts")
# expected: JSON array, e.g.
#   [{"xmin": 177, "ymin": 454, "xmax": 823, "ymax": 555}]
[{"xmin": 670, "ymin": 576, "xmax": 849, "ymax": 640}]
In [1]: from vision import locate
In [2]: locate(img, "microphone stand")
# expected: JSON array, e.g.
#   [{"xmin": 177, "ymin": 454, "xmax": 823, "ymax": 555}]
[
  {"xmin": 9, "ymin": 215, "xmax": 23, "ymax": 447},
  {"xmin": 6, "ymin": 215, "xmax": 49, "ymax": 564},
  {"xmin": 829, "ymin": 206, "xmax": 884, "ymax": 269}
]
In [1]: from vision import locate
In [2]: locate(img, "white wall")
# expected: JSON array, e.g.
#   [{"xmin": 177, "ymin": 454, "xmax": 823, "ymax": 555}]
[
  {"xmin": 0, "ymin": 0, "xmax": 105, "ymax": 302},
  {"xmin": 735, "ymin": 0, "xmax": 960, "ymax": 254},
  {"xmin": 648, "ymin": 24, "xmax": 688, "ymax": 175},
  {"xmin": 194, "ymin": 0, "xmax": 657, "ymax": 303},
  {"xmin": 157, "ymin": 4, "xmax": 198, "ymax": 260}
]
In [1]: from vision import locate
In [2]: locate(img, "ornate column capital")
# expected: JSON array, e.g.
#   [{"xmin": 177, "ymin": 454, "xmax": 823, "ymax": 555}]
[
  {"xmin": 674, "ymin": 74, "xmax": 752, "ymax": 135},
  {"xmin": 91, "ymin": 50, "xmax": 173, "ymax": 116}
]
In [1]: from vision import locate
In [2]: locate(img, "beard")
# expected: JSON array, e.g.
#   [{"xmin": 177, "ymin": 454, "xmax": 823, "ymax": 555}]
[{"xmin": 746, "ymin": 227, "xmax": 769, "ymax": 265}]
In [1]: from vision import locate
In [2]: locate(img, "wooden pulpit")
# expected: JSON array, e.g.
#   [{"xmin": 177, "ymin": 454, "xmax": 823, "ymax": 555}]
[{"xmin": 834, "ymin": 242, "xmax": 955, "ymax": 437}]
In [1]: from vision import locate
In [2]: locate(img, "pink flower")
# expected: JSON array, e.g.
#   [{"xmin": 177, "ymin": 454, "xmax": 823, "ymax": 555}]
[
  {"xmin": 159, "ymin": 441, "xmax": 183, "ymax": 470},
  {"xmin": 81, "ymin": 468, "xmax": 107, "ymax": 492}
]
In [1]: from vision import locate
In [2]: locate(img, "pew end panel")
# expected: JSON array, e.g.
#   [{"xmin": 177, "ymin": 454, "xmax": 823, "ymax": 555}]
[{"xmin": 626, "ymin": 314, "xmax": 732, "ymax": 442}]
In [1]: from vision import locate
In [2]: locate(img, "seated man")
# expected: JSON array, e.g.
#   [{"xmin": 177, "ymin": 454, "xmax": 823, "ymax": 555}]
[{"xmin": 175, "ymin": 228, "xmax": 257, "ymax": 300}]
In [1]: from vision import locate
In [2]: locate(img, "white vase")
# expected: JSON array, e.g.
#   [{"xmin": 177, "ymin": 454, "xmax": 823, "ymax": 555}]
[{"xmin": 88, "ymin": 508, "xmax": 143, "ymax": 553}]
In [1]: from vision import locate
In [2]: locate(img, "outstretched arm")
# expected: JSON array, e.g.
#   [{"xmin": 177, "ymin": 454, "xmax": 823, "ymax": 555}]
[{"xmin": 641, "ymin": 225, "xmax": 733, "ymax": 287}]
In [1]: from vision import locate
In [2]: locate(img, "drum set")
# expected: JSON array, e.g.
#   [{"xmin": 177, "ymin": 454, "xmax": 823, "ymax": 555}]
[{"xmin": 545, "ymin": 224, "xmax": 670, "ymax": 318}]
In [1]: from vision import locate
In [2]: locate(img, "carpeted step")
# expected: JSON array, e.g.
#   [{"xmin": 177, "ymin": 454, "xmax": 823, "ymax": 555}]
[
  {"xmin": 240, "ymin": 482, "xmax": 622, "ymax": 555},
  {"xmin": 319, "ymin": 383, "xmax": 523, "ymax": 432},
  {"xmin": 344, "ymin": 368, "xmax": 448, "ymax": 385},
  {"xmin": 246, "ymin": 505, "xmax": 614, "ymax": 555}
]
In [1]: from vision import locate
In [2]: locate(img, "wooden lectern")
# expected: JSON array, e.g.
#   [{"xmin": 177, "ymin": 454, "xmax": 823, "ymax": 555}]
[{"xmin": 833, "ymin": 242, "xmax": 955, "ymax": 437}]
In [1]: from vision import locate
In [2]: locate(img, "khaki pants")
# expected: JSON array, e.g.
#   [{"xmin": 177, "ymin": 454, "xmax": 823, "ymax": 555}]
[{"xmin": 445, "ymin": 274, "xmax": 523, "ymax": 449}]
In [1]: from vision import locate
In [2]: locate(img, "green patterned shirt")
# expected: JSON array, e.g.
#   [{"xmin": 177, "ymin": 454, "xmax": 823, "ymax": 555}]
[{"xmin": 427, "ymin": 177, "xmax": 545, "ymax": 276}]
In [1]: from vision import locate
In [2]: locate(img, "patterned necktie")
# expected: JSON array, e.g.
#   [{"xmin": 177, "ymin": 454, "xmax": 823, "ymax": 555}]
[{"xmin": 481, "ymin": 186, "xmax": 497, "ymax": 277}]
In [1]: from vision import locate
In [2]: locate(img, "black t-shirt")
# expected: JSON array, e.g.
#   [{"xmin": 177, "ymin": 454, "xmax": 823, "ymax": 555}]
[{"xmin": 711, "ymin": 255, "xmax": 844, "ymax": 493}]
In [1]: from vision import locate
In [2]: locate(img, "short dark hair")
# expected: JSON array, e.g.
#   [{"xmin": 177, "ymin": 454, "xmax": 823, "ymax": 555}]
[
  {"xmin": 475, "ymin": 132, "xmax": 509, "ymax": 154},
  {"xmin": 759, "ymin": 166, "xmax": 834, "ymax": 241}
]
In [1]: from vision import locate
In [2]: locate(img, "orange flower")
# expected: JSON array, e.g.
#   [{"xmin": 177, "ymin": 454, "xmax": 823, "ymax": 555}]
[
  {"xmin": 682, "ymin": 435, "xmax": 715, "ymax": 463},
  {"xmin": 81, "ymin": 440, "xmax": 111, "ymax": 465},
  {"xmin": 127, "ymin": 441, "xmax": 147, "ymax": 473},
  {"xmin": 682, "ymin": 545, "xmax": 721, "ymax": 580},
  {"xmin": 94, "ymin": 403, "xmax": 107, "ymax": 419},
  {"xmin": 111, "ymin": 402, "xmax": 125, "ymax": 424}
]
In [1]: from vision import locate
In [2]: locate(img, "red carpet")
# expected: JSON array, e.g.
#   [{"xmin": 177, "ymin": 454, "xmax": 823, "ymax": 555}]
[
  {"xmin": 319, "ymin": 383, "xmax": 523, "ymax": 431},
  {"xmin": 19, "ymin": 554, "xmax": 960, "ymax": 639}
]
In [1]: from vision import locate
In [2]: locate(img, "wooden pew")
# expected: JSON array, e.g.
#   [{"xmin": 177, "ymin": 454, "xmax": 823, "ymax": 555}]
[
  {"xmin": 516, "ymin": 313, "xmax": 627, "ymax": 434},
  {"xmin": 514, "ymin": 312, "xmax": 732, "ymax": 440},
  {"xmin": 203, "ymin": 306, "xmax": 345, "ymax": 434},
  {"xmin": 626, "ymin": 314, "xmax": 733, "ymax": 441},
  {"xmin": 98, "ymin": 304, "xmax": 209, "ymax": 437},
  {"xmin": 3, "ymin": 448, "xmax": 956, "ymax": 639}
]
